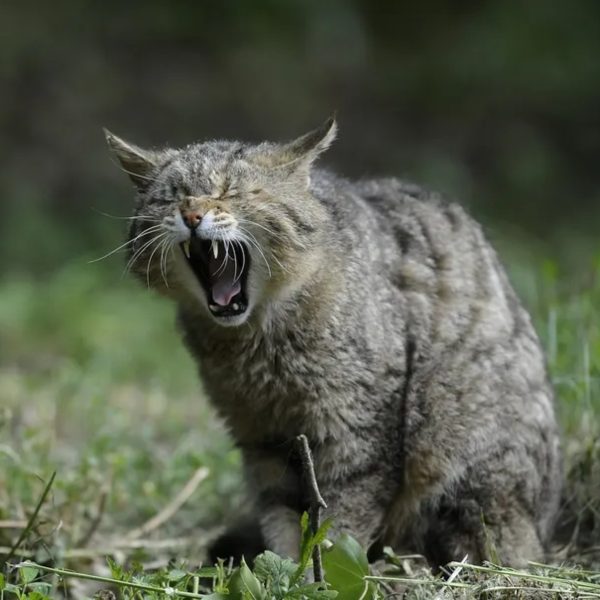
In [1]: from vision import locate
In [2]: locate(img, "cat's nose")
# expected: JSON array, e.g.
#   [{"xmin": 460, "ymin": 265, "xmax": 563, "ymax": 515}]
[{"xmin": 181, "ymin": 208, "xmax": 203, "ymax": 230}]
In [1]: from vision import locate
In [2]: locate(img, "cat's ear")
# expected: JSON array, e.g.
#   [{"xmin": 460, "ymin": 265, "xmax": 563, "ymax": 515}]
[
  {"xmin": 257, "ymin": 117, "xmax": 337, "ymax": 184},
  {"xmin": 279, "ymin": 116, "xmax": 337, "ymax": 168},
  {"xmin": 104, "ymin": 129, "xmax": 158, "ymax": 189}
]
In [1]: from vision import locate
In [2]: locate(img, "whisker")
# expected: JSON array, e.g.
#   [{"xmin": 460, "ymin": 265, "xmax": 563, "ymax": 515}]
[
  {"xmin": 233, "ymin": 240, "xmax": 246, "ymax": 284},
  {"xmin": 91, "ymin": 208, "xmax": 160, "ymax": 222},
  {"xmin": 241, "ymin": 227, "xmax": 295, "ymax": 272},
  {"xmin": 125, "ymin": 233, "xmax": 165, "ymax": 275},
  {"xmin": 158, "ymin": 236, "xmax": 170, "ymax": 287},
  {"xmin": 124, "ymin": 231, "xmax": 169, "ymax": 276},
  {"xmin": 238, "ymin": 225, "xmax": 294, "ymax": 275},
  {"xmin": 89, "ymin": 224, "xmax": 164, "ymax": 263},
  {"xmin": 215, "ymin": 240, "xmax": 230, "ymax": 277},
  {"xmin": 236, "ymin": 217, "xmax": 287, "ymax": 241},
  {"xmin": 236, "ymin": 231, "xmax": 272, "ymax": 278},
  {"xmin": 270, "ymin": 250, "xmax": 293, "ymax": 275},
  {"xmin": 158, "ymin": 240, "xmax": 168, "ymax": 287},
  {"xmin": 145, "ymin": 236, "xmax": 165, "ymax": 288},
  {"xmin": 236, "ymin": 226, "xmax": 263, "ymax": 249},
  {"xmin": 232, "ymin": 239, "xmax": 239, "ymax": 284},
  {"xmin": 159, "ymin": 237, "xmax": 173, "ymax": 288}
]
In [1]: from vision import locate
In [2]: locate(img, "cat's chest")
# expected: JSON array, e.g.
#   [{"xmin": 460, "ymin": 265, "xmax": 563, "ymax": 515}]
[{"xmin": 196, "ymin": 331, "xmax": 370, "ymax": 443}]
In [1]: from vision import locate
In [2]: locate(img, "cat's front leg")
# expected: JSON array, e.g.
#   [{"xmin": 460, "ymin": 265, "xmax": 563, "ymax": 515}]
[
  {"xmin": 243, "ymin": 446, "xmax": 304, "ymax": 560},
  {"xmin": 316, "ymin": 470, "xmax": 391, "ymax": 553},
  {"xmin": 259, "ymin": 503, "xmax": 302, "ymax": 560}
]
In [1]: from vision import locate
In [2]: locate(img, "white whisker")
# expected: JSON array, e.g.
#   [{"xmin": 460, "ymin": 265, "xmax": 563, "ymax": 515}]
[
  {"xmin": 126, "ymin": 233, "xmax": 165, "ymax": 275},
  {"xmin": 145, "ymin": 236, "xmax": 165, "ymax": 288},
  {"xmin": 91, "ymin": 208, "xmax": 160, "ymax": 222},
  {"xmin": 236, "ymin": 231, "xmax": 272, "ymax": 278},
  {"xmin": 89, "ymin": 224, "xmax": 164, "ymax": 263},
  {"xmin": 124, "ymin": 231, "xmax": 169, "ymax": 276},
  {"xmin": 159, "ymin": 238, "xmax": 172, "ymax": 288},
  {"xmin": 156, "ymin": 236, "xmax": 172, "ymax": 288},
  {"xmin": 233, "ymin": 240, "xmax": 246, "ymax": 284},
  {"xmin": 236, "ymin": 217, "xmax": 287, "ymax": 241},
  {"xmin": 270, "ymin": 250, "xmax": 293, "ymax": 275},
  {"xmin": 214, "ymin": 240, "xmax": 230, "ymax": 277},
  {"xmin": 232, "ymin": 239, "xmax": 239, "ymax": 283}
]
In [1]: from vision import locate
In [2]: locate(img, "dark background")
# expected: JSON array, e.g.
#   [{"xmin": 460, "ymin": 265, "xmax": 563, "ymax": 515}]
[{"xmin": 2, "ymin": 0, "xmax": 600, "ymax": 276}]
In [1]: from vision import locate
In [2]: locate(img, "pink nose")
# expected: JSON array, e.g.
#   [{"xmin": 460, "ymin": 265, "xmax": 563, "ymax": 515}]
[{"xmin": 181, "ymin": 209, "xmax": 202, "ymax": 229}]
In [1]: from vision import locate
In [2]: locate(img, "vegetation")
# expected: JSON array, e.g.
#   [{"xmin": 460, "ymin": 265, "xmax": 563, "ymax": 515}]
[{"xmin": 1, "ymin": 241, "xmax": 599, "ymax": 598}]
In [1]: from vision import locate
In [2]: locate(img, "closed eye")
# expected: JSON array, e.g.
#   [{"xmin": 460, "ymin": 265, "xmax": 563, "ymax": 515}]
[
  {"xmin": 170, "ymin": 183, "xmax": 191, "ymax": 200},
  {"xmin": 151, "ymin": 195, "xmax": 176, "ymax": 205}
]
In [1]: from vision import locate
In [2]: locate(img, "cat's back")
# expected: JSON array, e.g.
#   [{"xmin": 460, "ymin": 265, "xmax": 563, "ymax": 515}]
[
  {"xmin": 311, "ymin": 171, "xmax": 509, "ymax": 320},
  {"xmin": 311, "ymin": 170, "xmax": 478, "ymax": 257}
]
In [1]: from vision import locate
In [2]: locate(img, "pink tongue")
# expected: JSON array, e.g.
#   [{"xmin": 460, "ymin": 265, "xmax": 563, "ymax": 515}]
[{"xmin": 209, "ymin": 252, "xmax": 241, "ymax": 306}]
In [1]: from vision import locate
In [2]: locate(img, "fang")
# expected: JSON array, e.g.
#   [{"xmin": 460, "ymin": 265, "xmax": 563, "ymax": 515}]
[
  {"xmin": 182, "ymin": 241, "xmax": 190, "ymax": 258},
  {"xmin": 212, "ymin": 240, "xmax": 219, "ymax": 259}
]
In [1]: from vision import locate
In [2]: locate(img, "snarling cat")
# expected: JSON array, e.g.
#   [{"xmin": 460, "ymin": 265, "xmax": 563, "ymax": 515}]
[{"xmin": 106, "ymin": 118, "xmax": 561, "ymax": 567}]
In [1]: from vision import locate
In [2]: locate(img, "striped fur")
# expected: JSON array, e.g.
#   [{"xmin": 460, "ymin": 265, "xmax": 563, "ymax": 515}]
[{"xmin": 107, "ymin": 121, "xmax": 561, "ymax": 567}]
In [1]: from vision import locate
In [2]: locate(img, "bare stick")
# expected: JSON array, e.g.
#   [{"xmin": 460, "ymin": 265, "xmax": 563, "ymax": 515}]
[
  {"xmin": 125, "ymin": 467, "xmax": 209, "ymax": 539},
  {"xmin": 295, "ymin": 434, "xmax": 327, "ymax": 582}
]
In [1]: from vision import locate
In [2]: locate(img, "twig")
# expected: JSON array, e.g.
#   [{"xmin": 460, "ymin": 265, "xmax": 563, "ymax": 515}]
[
  {"xmin": 295, "ymin": 434, "xmax": 327, "ymax": 583},
  {"xmin": 2, "ymin": 471, "xmax": 56, "ymax": 567},
  {"xmin": 125, "ymin": 467, "xmax": 209, "ymax": 539}
]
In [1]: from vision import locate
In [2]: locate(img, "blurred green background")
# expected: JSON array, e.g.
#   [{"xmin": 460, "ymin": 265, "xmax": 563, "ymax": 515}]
[
  {"xmin": 2, "ymin": 0, "xmax": 600, "ymax": 273},
  {"xmin": 1, "ymin": 0, "xmax": 600, "ymax": 561}
]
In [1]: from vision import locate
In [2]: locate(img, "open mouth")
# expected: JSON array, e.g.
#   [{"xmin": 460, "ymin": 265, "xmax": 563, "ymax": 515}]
[{"xmin": 180, "ymin": 238, "xmax": 250, "ymax": 318}]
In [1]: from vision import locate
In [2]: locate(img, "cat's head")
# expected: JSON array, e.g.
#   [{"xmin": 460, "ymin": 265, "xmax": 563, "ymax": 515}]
[{"xmin": 105, "ymin": 118, "xmax": 337, "ymax": 327}]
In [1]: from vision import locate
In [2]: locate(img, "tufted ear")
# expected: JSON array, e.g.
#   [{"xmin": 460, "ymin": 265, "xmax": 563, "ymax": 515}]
[
  {"xmin": 104, "ymin": 129, "xmax": 158, "ymax": 189},
  {"xmin": 255, "ymin": 116, "xmax": 337, "ymax": 178},
  {"xmin": 277, "ymin": 116, "xmax": 337, "ymax": 167}
]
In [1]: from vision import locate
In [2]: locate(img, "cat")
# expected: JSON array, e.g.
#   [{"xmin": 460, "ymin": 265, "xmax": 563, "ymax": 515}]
[{"xmin": 105, "ymin": 118, "xmax": 562, "ymax": 568}]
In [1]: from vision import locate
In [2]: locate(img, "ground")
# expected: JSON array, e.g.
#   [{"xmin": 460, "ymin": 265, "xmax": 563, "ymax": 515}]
[{"xmin": 0, "ymin": 242, "xmax": 599, "ymax": 598}]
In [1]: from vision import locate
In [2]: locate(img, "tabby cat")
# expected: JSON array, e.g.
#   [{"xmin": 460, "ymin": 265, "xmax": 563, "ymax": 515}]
[{"xmin": 105, "ymin": 118, "xmax": 561, "ymax": 567}]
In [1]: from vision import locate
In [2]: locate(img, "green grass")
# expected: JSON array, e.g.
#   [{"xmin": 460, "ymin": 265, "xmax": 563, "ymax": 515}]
[
  {"xmin": 1, "ymin": 245, "xmax": 599, "ymax": 598},
  {"xmin": 0, "ymin": 259, "xmax": 244, "ymax": 566}
]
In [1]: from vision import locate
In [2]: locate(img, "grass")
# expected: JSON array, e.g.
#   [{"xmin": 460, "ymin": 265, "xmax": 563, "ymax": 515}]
[
  {"xmin": 1, "ymin": 241, "xmax": 599, "ymax": 598},
  {"xmin": 0, "ymin": 259, "xmax": 244, "ymax": 569}
]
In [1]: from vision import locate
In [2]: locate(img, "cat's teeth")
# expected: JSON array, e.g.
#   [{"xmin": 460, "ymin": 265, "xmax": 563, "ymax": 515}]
[
  {"xmin": 212, "ymin": 239, "xmax": 219, "ymax": 259},
  {"xmin": 182, "ymin": 241, "xmax": 190, "ymax": 258},
  {"xmin": 232, "ymin": 303, "xmax": 239, "ymax": 311}
]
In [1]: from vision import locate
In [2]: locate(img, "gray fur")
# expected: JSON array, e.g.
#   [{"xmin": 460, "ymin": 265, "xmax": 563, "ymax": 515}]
[{"xmin": 106, "ymin": 120, "xmax": 562, "ymax": 567}]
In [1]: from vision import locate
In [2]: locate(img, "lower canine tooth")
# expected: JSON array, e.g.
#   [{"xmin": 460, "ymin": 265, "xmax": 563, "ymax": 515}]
[
  {"xmin": 182, "ymin": 241, "xmax": 190, "ymax": 258},
  {"xmin": 212, "ymin": 240, "xmax": 219, "ymax": 259},
  {"xmin": 232, "ymin": 303, "xmax": 239, "ymax": 311}
]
